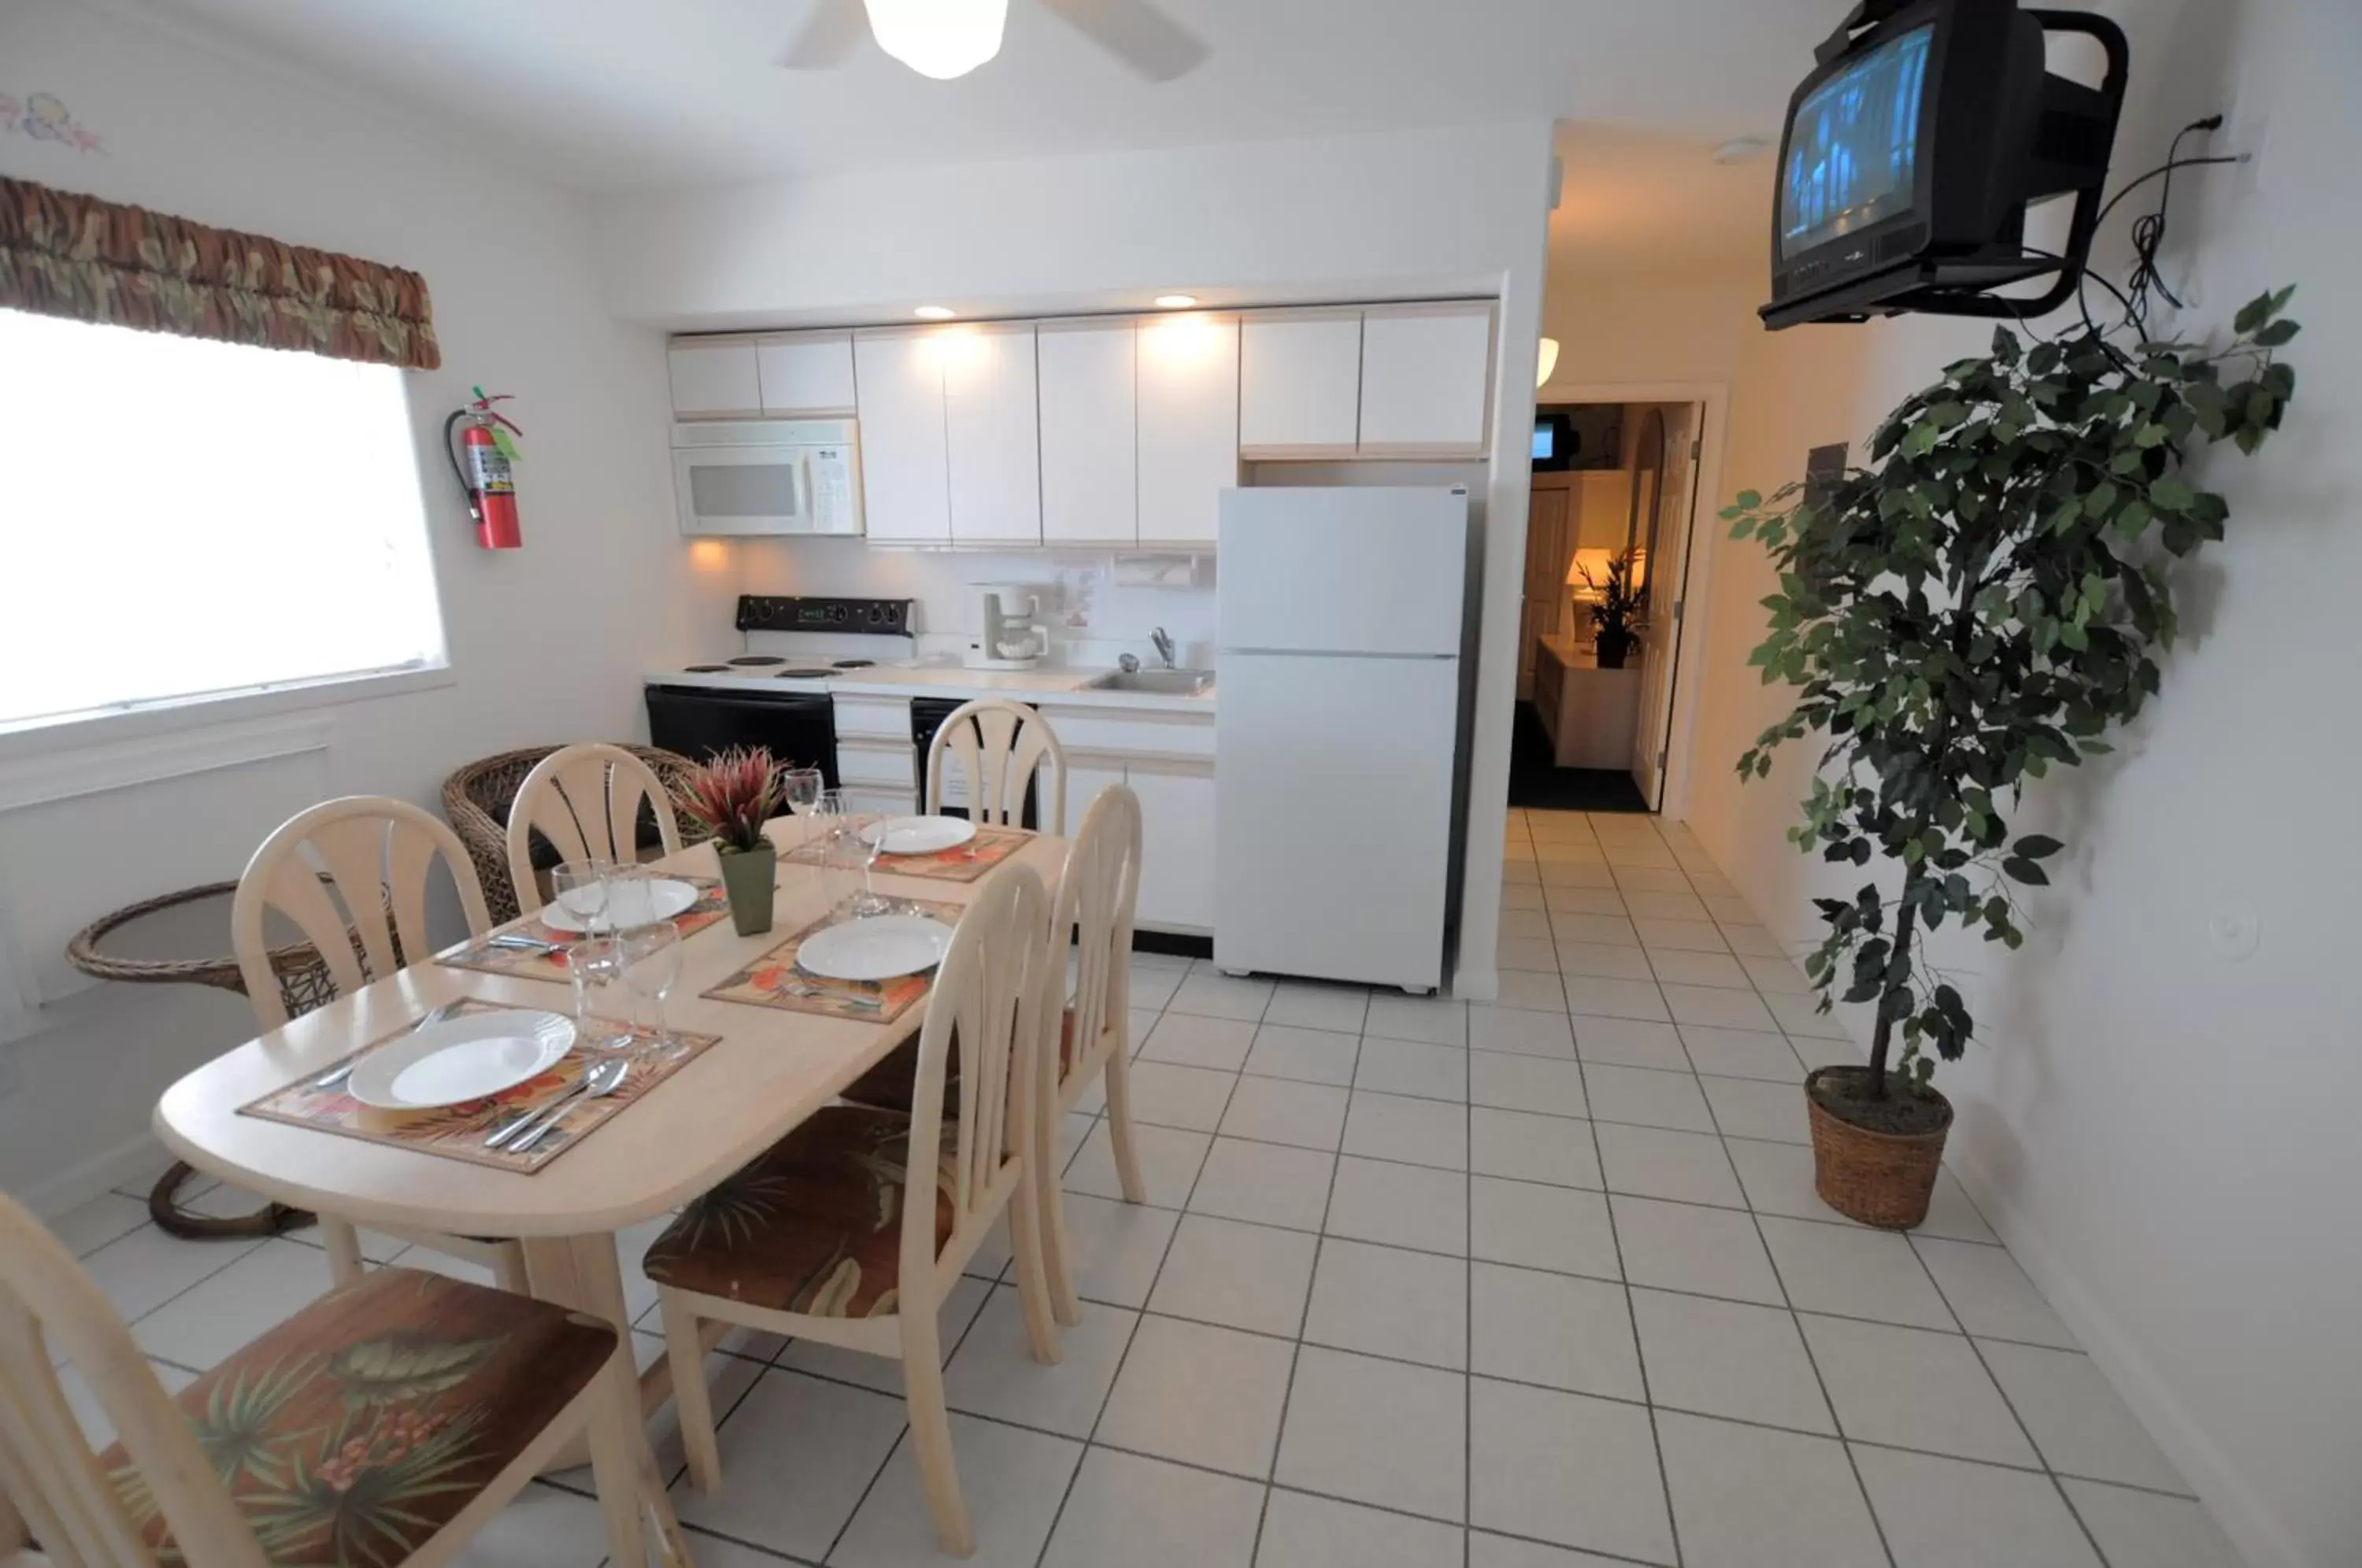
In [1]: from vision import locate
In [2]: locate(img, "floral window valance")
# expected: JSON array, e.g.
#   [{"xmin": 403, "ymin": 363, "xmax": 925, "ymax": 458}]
[{"xmin": 0, "ymin": 174, "xmax": 439, "ymax": 371}]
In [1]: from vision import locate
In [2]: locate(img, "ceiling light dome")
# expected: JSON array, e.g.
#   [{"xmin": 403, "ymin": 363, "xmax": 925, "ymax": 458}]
[{"xmin": 863, "ymin": 0, "xmax": 1009, "ymax": 80}]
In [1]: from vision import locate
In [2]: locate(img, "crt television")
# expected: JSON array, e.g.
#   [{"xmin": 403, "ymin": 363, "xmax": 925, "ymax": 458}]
[{"xmin": 1763, "ymin": 0, "xmax": 2128, "ymax": 329}]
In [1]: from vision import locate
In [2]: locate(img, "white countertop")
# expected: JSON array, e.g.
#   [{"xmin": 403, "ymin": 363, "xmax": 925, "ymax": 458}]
[{"xmin": 646, "ymin": 660, "xmax": 1215, "ymax": 712}]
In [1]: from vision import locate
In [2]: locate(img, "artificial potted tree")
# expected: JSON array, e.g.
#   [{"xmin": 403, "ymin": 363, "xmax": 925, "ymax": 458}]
[
  {"xmin": 678, "ymin": 746, "xmax": 787, "ymax": 936},
  {"xmin": 1726, "ymin": 288, "xmax": 2300, "ymax": 1227},
  {"xmin": 1578, "ymin": 547, "xmax": 1646, "ymax": 669}
]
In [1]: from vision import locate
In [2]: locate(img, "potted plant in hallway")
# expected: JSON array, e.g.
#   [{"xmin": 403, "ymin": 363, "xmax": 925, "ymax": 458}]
[
  {"xmin": 1577, "ymin": 547, "xmax": 1646, "ymax": 669},
  {"xmin": 1725, "ymin": 288, "xmax": 2301, "ymax": 1227},
  {"xmin": 679, "ymin": 746, "xmax": 786, "ymax": 936}
]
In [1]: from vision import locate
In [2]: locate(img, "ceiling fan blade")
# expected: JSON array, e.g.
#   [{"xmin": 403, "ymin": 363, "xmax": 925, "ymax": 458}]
[
  {"xmin": 775, "ymin": 0, "xmax": 869, "ymax": 68},
  {"xmin": 1038, "ymin": 0, "xmax": 1209, "ymax": 81}
]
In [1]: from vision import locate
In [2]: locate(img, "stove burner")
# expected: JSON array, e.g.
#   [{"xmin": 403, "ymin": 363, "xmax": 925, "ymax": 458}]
[
  {"xmin": 683, "ymin": 664, "xmax": 731, "ymax": 673},
  {"xmin": 832, "ymin": 659, "xmax": 876, "ymax": 669},
  {"xmin": 773, "ymin": 668, "xmax": 835, "ymax": 679},
  {"xmin": 727, "ymin": 655, "xmax": 787, "ymax": 667}
]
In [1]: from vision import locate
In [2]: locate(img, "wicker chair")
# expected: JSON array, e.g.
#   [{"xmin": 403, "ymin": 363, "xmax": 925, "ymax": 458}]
[{"xmin": 442, "ymin": 745, "xmax": 706, "ymax": 925}]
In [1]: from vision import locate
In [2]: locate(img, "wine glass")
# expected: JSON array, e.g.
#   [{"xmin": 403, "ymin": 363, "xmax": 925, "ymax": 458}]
[
  {"xmin": 619, "ymin": 923, "xmax": 685, "ymax": 1063},
  {"xmin": 551, "ymin": 860, "xmax": 615, "ymax": 935},
  {"xmin": 605, "ymin": 864, "xmax": 665, "ymax": 932},
  {"xmin": 783, "ymin": 766, "xmax": 825, "ymax": 819},
  {"xmin": 566, "ymin": 936, "xmax": 637, "ymax": 1054}
]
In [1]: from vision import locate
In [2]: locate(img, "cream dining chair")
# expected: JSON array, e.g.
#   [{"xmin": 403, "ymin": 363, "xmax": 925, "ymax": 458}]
[
  {"xmin": 502, "ymin": 743, "xmax": 684, "ymax": 918},
  {"xmin": 924, "ymin": 698, "xmax": 1067, "ymax": 829},
  {"xmin": 643, "ymin": 864, "xmax": 1064, "ymax": 1559},
  {"xmin": 0, "ymin": 1193, "xmax": 665, "ymax": 1568},
  {"xmin": 231, "ymin": 796, "xmax": 530, "ymax": 1294}
]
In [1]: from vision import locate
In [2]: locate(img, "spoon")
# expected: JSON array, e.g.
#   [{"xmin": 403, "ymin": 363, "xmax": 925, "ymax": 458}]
[{"xmin": 491, "ymin": 1058, "xmax": 628, "ymax": 1152}]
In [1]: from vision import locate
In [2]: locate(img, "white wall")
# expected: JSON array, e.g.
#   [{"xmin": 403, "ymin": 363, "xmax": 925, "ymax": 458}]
[
  {"xmin": 595, "ymin": 121, "xmax": 1558, "ymax": 1000},
  {"xmin": 0, "ymin": 0, "xmax": 712, "ymax": 1207},
  {"xmin": 1679, "ymin": 2, "xmax": 2362, "ymax": 1563},
  {"xmin": 1541, "ymin": 269, "xmax": 1762, "ymax": 392}
]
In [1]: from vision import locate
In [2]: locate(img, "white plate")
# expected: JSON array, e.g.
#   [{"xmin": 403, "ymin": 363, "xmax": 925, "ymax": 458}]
[
  {"xmin": 542, "ymin": 876, "xmax": 700, "ymax": 933},
  {"xmin": 860, "ymin": 815, "xmax": 976, "ymax": 856},
  {"xmin": 346, "ymin": 1010, "xmax": 576, "ymax": 1111},
  {"xmin": 797, "ymin": 914, "xmax": 956, "ymax": 982}
]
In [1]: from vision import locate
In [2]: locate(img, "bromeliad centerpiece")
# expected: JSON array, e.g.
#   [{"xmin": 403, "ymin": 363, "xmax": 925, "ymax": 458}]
[{"xmin": 677, "ymin": 746, "xmax": 787, "ymax": 937}]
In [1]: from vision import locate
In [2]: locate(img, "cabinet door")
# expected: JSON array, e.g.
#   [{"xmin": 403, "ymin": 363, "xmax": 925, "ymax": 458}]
[
  {"xmin": 668, "ymin": 340, "xmax": 762, "ymax": 417},
  {"xmin": 1038, "ymin": 320, "xmax": 1138, "ymax": 544},
  {"xmin": 757, "ymin": 331, "xmax": 857, "ymax": 416},
  {"xmin": 1239, "ymin": 312, "xmax": 1362, "ymax": 457},
  {"xmin": 1359, "ymin": 302, "xmax": 1495, "ymax": 455},
  {"xmin": 944, "ymin": 324, "xmax": 1043, "ymax": 544},
  {"xmin": 1128, "ymin": 764, "xmax": 1216, "ymax": 931},
  {"xmin": 1061, "ymin": 763, "xmax": 1128, "ymax": 838},
  {"xmin": 1135, "ymin": 313, "xmax": 1239, "ymax": 546},
  {"xmin": 853, "ymin": 329, "xmax": 951, "ymax": 542}
]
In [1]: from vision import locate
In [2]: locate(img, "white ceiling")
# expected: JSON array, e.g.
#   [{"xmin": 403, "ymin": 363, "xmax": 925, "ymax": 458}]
[
  {"xmin": 1551, "ymin": 123, "xmax": 1775, "ymax": 281},
  {"xmin": 131, "ymin": 0, "xmax": 1827, "ymax": 195}
]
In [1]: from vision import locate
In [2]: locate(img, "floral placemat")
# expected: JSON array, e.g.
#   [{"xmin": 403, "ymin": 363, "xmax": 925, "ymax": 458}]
[
  {"xmin": 703, "ymin": 896, "xmax": 964, "ymax": 1024},
  {"xmin": 782, "ymin": 823, "xmax": 1032, "ymax": 885},
  {"xmin": 434, "ymin": 875, "xmax": 730, "ymax": 980},
  {"xmin": 237, "ymin": 997, "xmax": 721, "ymax": 1173}
]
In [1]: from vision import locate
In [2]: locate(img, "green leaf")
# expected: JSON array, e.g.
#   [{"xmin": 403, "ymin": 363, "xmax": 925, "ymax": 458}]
[
  {"xmin": 2014, "ymin": 834, "xmax": 2064, "ymax": 859},
  {"xmin": 2253, "ymin": 319, "xmax": 2301, "ymax": 348},
  {"xmin": 2001, "ymin": 856, "xmax": 2050, "ymax": 886},
  {"xmin": 2234, "ymin": 292, "xmax": 2273, "ymax": 335},
  {"xmin": 2150, "ymin": 475, "xmax": 2196, "ymax": 512}
]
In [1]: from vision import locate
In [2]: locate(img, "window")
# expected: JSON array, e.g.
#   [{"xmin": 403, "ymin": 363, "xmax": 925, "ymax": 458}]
[{"xmin": 0, "ymin": 309, "xmax": 447, "ymax": 731}]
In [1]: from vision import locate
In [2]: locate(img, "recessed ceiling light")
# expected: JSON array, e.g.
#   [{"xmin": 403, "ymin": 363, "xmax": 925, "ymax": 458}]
[
  {"xmin": 1153, "ymin": 294, "xmax": 1199, "ymax": 309},
  {"xmin": 1713, "ymin": 135, "xmax": 1775, "ymax": 165},
  {"xmin": 913, "ymin": 305, "xmax": 956, "ymax": 320}
]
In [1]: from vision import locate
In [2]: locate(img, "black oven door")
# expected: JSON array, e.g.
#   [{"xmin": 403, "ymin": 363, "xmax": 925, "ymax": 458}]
[{"xmin": 646, "ymin": 686, "xmax": 839, "ymax": 789}]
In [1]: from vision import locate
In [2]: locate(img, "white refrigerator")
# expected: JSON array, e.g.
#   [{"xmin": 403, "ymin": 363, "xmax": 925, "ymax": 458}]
[{"xmin": 1214, "ymin": 486, "xmax": 1469, "ymax": 992}]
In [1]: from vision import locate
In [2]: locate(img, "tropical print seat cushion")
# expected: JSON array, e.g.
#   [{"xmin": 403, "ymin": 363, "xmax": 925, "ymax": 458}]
[
  {"xmin": 642, "ymin": 1105, "xmax": 955, "ymax": 1318},
  {"xmin": 98, "ymin": 1267, "xmax": 613, "ymax": 1568},
  {"xmin": 838, "ymin": 1011, "xmax": 1079, "ymax": 1113}
]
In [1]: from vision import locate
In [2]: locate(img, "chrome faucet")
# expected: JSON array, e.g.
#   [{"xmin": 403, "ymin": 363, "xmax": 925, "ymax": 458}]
[
  {"xmin": 1118, "ymin": 653, "xmax": 1141, "ymax": 674},
  {"xmin": 1150, "ymin": 627, "xmax": 1176, "ymax": 669}
]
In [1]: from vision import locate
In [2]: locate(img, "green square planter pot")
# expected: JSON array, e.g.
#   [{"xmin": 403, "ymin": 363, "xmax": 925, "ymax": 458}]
[{"xmin": 716, "ymin": 841, "xmax": 777, "ymax": 936}]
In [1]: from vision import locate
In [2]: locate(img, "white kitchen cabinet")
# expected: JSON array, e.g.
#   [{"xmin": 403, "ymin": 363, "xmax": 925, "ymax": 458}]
[
  {"xmin": 943, "ymin": 324, "xmax": 1043, "ymax": 544},
  {"xmin": 1135, "ymin": 312, "xmax": 1239, "ymax": 547},
  {"xmin": 852, "ymin": 329, "xmax": 951, "ymax": 542},
  {"xmin": 1240, "ymin": 312, "xmax": 1362, "ymax": 457},
  {"xmin": 1358, "ymin": 301, "xmax": 1495, "ymax": 456},
  {"xmin": 757, "ymin": 331, "xmax": 857, "ymax": 416},
  {"xmin": 1127, "ymin": 764, "xmax": 1217, "ymax": 931},
  {"xmin": 668, "ymin": 339, "xmax": 762, "ymax": 418},
  {"xmin": 1060, "ymin": 763, "xmax": 1129, "ymax": 838},
  {"xmin": 1038, "ymin": 320, "xmax": 1138, "ymax": 544}
]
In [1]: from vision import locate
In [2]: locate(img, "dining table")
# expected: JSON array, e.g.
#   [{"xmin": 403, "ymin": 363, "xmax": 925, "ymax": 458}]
[{"xmin": 151, "ymin": 813, "xmax": 1070, "ymax": 1568}]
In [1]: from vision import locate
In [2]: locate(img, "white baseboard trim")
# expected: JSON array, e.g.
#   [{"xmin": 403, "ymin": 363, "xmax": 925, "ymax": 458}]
[{"xmin": 17, "ymin": 1133, "xmax": 165, "ymax": 1221}]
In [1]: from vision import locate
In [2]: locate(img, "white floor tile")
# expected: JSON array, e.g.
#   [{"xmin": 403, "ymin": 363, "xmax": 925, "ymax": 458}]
[
  {"xmin": 1148, "ymin": 1215, "xmax": 1319, "ymax": 1337},
  {"xmin": 1051, "ymin": 1192, "xmax": 1182, "ymax": 1310},
  {"xmin": 1172, "ymin": 970, "xmax": 1277, "ymax": 1022},
  {"xmin": 1558, "ymin": 977, "xmax": 1670, "ymax": 1023},
  {"xmin": 2060, "ymin": 1480, "xmax": 2243, "ymax": 1568},
  {"xmin": 1468, "ymin": 1378, "xmax": 1672, "ymax": 1562},
  {"xmin": 1499, "ymin": 882, "xmax": 1546, "ymax": 912},
  {"xmin": 1680, "ymin": 1026, "xmax": 1807, "ymax": 1082},
  {"xmin": 1467, "ymin": 1532, "xmax": 1635, "ymax": 1567},
  {"xmin": 1143, "ymin": 1011, "xmax": 1262, "ymax": 1071},
  {"xmin": 1501, "ymin": 908, "xmax": 1553, "ymax": 941},
  {"xmin": 1471, "ymin": 1178, "xmax": 1619, "ymax": 1279},
  {"xmin": 1536, "ymin": 861, "xmax": 1617, "ymax": 890},
  {"xmin": 1979, "ymin": 1339, "xmax": 2187, "ymax": 1492},
  {"xmin": 1555, "ymin": 941, "xmax": 1656, "ymax": 980},
  {"xmin": 1655, "ymin": 1411, "xmax": 1887, "ymax": 1568},
  {"xmin": 1257, "ymin": 1488, "xmax": 1467, "ymax": 1568},
  {"xmin": 1246, "ymin": 1024, "xmax": 1361, "ymax": 1086},
  {"xmin": 1701, "ymin": 1074, "xmax": 1813, "ymax": 1144},
  {"xmin": 1470, "ymin": 1262, "xmax": 1640, "ymax": 1400},
  {"xmin": 1609, "ymin": 866, "xmax": 1690, "ymax": 892},
  {"xmin": 1631, "ymin": 1286, "xmax": 1833, "ymax": 1433},
  {"xmin": 447, "ymin": 1481, "xmax": 612, "ymax": 1568},
  {"xmin": 1623, "ymin": 889, "xmax": 1709, "ymax": 921},
  {"xmin": 1800, "ymin": 1315, "xmax": 2040, "ymax": 1466},
  {"xmin": 1479, "ymin": 969, "xmax": 1568, "ymax": 1014},
  {"xmin": 47, "ymin": 1193, "xmax": 151, "ymax": 1259},
  {"xmin": 1343, "ymin": 1091, "xmax": 1468, "ymax": 1170},
  {"xmin": 130, "ymin": 1238, "xmax": 335, "ymax": 1370},
  {"xmin": 1304, "ymin": 1239, "xmax": 1467, "ymax": 1370},
  {"xmin": 670, "ymin": 1368, "xmax": 906, "ymax": 1559},
  {"xmin": 1067, "ymin": 1120, "xmax": 1209, "ymax": 1207},
  {"xmin": 1853, "ymin": 1444, "xmax": 2102, "ymax": 1567},
  {"xmin": 1739, "ymin": 954, "xmax": 1813, "ymax": 994},
  {"xmin": 1498, "ymin": 937, "xmax": 1563, "ymax": 973},
  {"xmin": 1765, "ymin": 991, "xmax": 1852, "ymax": 1039},
  {"xmin": 1660, "ymin": 983, "xmax": 1775, "ymax": 1030},
  {"xmin": 1722, "ymin": 1137, "xmax": 1829, "ymax": 1221},
  {"xmin": 1553, "ymin": 914, "xmax": 1641, "ymax": 948},
  {"xmin": 1468, "ymin": 1006, "xmax": 1578, "ymax": 1060},
  {"xmin": 1042, "ymin": 1448, "xmax": 1264, "ymax": 1568},
  {"xmin": 1570, "ymin": 1015, "xmax": 1689, "ymax": 1071},
  {"xmin": 1128, "ymin": 961, "xmax": 1187, "ymax": 1010},
  {"xmin": 1543, "ymin": 886, "xmax": 1629, "ymax": 917},
  {"xmin": 1471, "ymin": 1108, "xmax": 1601, "ymax": 1189},
  {"xmin": 1221, "ymin": 1076, "xmax": 1351, "ymax": 1150},
  {"xmin": 1469, "ymin": 1052, "xmax": 1588, "ymax": 1119},
  {"xmin": 1913, "ymin": 1237, "xmax": 2078, "ymax": 1348},
  {"xmin": 943, "ymin": 1285, "xmax": 1138, "ymax": 1437},
  {"xmin": 1097, "ymin": 1315, "xmax": 1295, "ymax": 1478},
  {"xmin": 1126, "ymin": 1060, "xmax": 1243, "ymax": 1132},
  {"xmin": 1188, "ymin": 1137, "xmax": 1336, "ymax": 1232},
  {"xmin": 1501, "ymin": 860, "xmax": 1540, "ymax": 887},
  {"xmin": 1582, "ymin": 1063, "xmax": 1716, "ymax": 1133},
  {"xmin": 1128, "ymin": 1007, "xmax": 1165, "ymax": 1052},
  {"xmin": 1594, "ymin": 1122, "xmax": 1746, "ymax": 1208},
  {"xmin": 1760, "ymin": 1216, "xmax": 1957, "ymax": 1329},
  {"xmin": 1609, "ymin": 1196, "xmax": 1785, "ymax": 1305},
  {"xmin": 80, "ymin": 1226, "xmax": 264, "ymax": 1328},
  {"xmin": 1277, "ymin": 1346, "xmax": 1466, "ymax": 1522},
  {"xmin": 1364, "ymin": 994, "xmax": 1468, "ymax": 1047},
  {"xmin": 1265, "ymin": 982, "xmax": 1371, "ymax": 1035},
  {"xmin": 831, "ymin": 1411, "xmax": 1084, "ymax": 1568},
  {"xmin": 1916, "ymin": 1171, "xmax": 2000, "ymax": 1245},
  {"xmin": 1325, "ymin": 1157, "xmax": 1468, "ymax": 1256},
  {"xmin": 1353, "ymin": 1037, "xmax": 1469, "ymax": 1102},
  {"xmin": 1645, "ymin": 949, "xmax": 1751, "ymax": 989},
  {"xmin": 55, "ymin": 1358, "xmax": 194, "ymax": 1449},
  {"xmin": 776, "ymin": 1277, "xmax": 991, "ymax": 1396}
]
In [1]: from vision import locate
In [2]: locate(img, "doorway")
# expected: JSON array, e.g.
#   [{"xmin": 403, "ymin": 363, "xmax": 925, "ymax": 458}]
[{"xmin": 1508, "ymin": 396, "xmax": 1708, "ymax": 815}]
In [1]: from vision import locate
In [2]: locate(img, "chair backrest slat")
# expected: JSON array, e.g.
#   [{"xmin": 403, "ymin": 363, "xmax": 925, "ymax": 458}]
[
  {"xmin": 232, "ymin": 797, "xmax": 494, "ymax": 1030},
  {"xmin": 924, "ymin": 700, "xmax": 1067, "ymax": 830},
  {"xmin": 505, "ymin": 745, "xmax": 684, "ymax": 915},
  {"xmin": 1050, "ymin": 786, "xmax": 1142, "ymax": 1104}
]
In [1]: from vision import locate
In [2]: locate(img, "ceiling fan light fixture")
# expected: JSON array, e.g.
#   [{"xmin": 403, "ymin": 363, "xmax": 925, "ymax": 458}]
[
  {"xmin": 863, "ymin": 0, "xmax": 1009, "ymax": 80},
  {"xmin": 1153, "ymin": 294, "xmax": 1199, "ymax": 309},
  {"xmin": 914, "ymin": 305, "xmax": 957, "ymax": 319}
]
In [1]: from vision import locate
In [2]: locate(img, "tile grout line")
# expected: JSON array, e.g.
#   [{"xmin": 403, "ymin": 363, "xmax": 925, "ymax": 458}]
[{"xmin": 1591, "ymin": 1081, "xmax": 1683, "ymax": 1568}]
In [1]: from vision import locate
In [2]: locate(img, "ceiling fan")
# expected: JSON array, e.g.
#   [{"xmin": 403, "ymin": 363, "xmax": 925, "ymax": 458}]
[{"xmin": 779, "ymin": 0, "xmax": 1209, "ymax": 83}]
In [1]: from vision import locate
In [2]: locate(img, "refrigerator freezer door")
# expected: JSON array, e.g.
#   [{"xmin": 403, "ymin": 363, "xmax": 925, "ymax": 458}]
[
  {"xmin": 1215, "ymin": 650, "xmax": 1457, "ymax": 989},
  {"xmin": 1217, "ymin": 486, "xmax": 1468, "ymax": 656}
]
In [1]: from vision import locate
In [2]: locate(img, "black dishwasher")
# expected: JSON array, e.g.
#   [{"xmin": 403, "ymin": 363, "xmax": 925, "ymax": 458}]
[
  {"xmin": 646, "ymin": 686, "xmax": 839, "ymax": 788},
  {"xmin": 911, "ymin": 697, "xmax": 1038, "ymax": 829}
]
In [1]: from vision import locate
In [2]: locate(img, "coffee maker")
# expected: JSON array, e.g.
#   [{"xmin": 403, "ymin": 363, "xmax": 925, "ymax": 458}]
[{"xmin": 963, "ymin": 584, "xmax": 1050, "ymax": 671}]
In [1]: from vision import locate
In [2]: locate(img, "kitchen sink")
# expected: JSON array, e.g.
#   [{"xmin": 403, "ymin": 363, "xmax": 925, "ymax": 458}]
[{"xmin": 1082, "ymin": 669, "xmax": 1216, "ymax": 695}]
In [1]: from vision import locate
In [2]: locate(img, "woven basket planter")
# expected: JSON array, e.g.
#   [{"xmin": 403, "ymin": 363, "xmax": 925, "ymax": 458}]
[{"xmin": 1805, "ymin": 1065, "xmax": 1953, "ymax": 1230}]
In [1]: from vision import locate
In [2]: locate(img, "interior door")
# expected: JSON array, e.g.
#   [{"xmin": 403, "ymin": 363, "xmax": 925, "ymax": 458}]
[
  {"xmin": 1520, "ymin": 477, "xmax": 1572, "ymax": 702},
  {"xmin": 1629, "ymin": 404, "xmax": 1701, "ymax": 807}
]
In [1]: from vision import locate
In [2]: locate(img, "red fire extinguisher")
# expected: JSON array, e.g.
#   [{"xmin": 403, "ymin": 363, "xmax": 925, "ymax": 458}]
[{"xmin": 443, "ymin": 387, "xmax": 524, "ymax": 550}]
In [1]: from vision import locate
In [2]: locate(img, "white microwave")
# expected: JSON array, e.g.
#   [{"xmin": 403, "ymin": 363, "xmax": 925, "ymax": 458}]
[{"xmin": 671, "ymin": 419, "xmax": 864, "ymax": 537}]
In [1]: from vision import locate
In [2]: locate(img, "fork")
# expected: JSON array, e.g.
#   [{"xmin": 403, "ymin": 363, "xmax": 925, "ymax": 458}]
[{"xmin": 309, "ymin": 1000, "xmax": 464, "ymax": 1093}]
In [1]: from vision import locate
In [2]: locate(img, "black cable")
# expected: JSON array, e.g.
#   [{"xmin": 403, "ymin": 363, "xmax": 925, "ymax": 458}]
[
  {"xmin": 2090, "ymin": 150, "xmax": 2240, "ymax": 232},
  {"xmin": 2122, "ymin": 119, "xmax": 2223, "ymax": 331}
]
